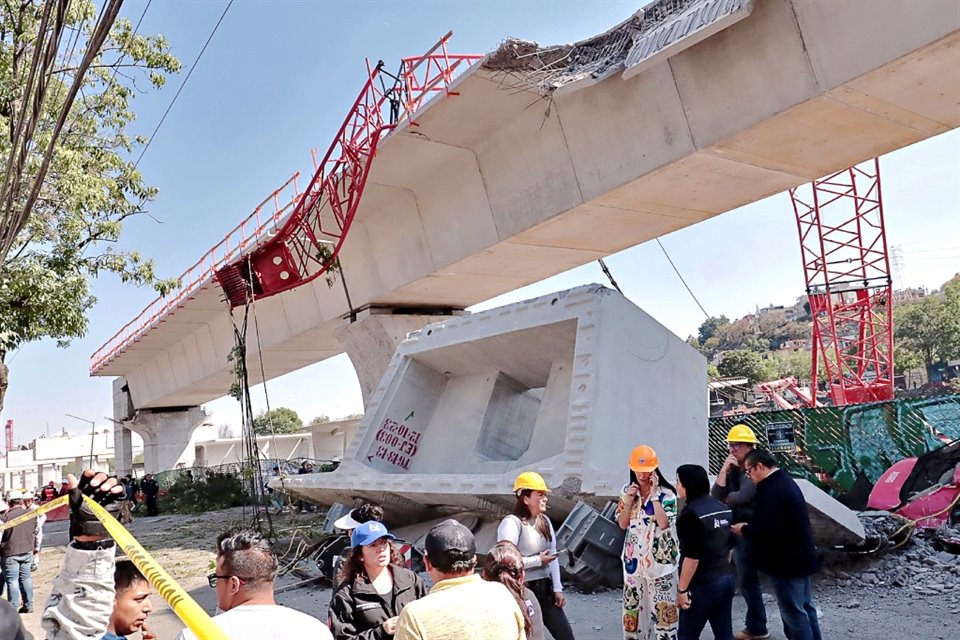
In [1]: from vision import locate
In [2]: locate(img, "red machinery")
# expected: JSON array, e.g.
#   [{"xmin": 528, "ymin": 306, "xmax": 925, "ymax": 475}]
[
  {"xmin": 790, "ymin": 158, "xmax": 894, "ymax": 406},
  {"xmin": 215, "ymin": 34, "xmax": 481, "ymax": 307},
  {"xmin": 757, "ymin": 377, "xmax": 820, "ymax": 410},
  {"xmin": 3, "ymin": 419, "xmax": 12, "ymax": 454}
]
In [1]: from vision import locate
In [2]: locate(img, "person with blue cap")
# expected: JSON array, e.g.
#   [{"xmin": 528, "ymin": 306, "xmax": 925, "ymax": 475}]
[{"xmin": 328, "ymin": 521, "xmax": 426, "ymax": 639}]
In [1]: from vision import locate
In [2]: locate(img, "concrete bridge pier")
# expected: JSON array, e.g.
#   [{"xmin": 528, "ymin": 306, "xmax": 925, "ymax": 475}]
[
  {"xmin": 112, "ymin": 378, "xmax": 208, "ymax": 474},
  {"xmin": 334, "ymin": 307, "xmax": 464, "ymax": 407}
]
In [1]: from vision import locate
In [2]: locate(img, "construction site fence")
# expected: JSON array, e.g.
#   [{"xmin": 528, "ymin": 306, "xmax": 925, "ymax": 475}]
[
  {"xmin": 709, "ymin": 393, "xmax": 960, "ymax": 496},
  {"xmin": 154, "ymin": 457, "xmax": 339, "ymax": 491}
]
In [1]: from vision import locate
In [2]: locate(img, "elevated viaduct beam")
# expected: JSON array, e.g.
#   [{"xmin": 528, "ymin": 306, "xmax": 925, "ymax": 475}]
[{"xmin": 94, "ymin": 0, "xmax": 960, "ymax": 414}]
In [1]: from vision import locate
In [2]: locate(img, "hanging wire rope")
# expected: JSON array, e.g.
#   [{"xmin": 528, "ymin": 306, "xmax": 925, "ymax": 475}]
[
  {"xmin": 134, "ymin": 0, "xmax": 233, "ymax": 168},
  {"xmin": 656, "ymin": 238, "xmax": 710, "ymax": 319},
  {"xmin": 597, "ymin": 258, "xmax": 624, "ymax": 295}
]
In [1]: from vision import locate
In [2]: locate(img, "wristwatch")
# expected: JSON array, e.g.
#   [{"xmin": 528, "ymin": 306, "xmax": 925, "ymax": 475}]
[{"xmin": 677, "ymin": 588, "xmax": 691, "ymax": 595}]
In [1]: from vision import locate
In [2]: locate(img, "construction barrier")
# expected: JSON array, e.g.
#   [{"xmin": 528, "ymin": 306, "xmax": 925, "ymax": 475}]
[
  {"xmin": 0, "ymin": 494, "xmax": 227, "ymax": 640},
  {"xmin": 709, "ymin": 393, "xmax": 960, "ymax": 494}
]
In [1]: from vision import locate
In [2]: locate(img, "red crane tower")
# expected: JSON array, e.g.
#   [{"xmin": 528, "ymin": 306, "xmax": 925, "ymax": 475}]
[
  {"xmin": 790, "ymin": 158, "xmax": 895, "ymax": 406},
  {"xmin": 3, "ymin": 419, "xmax": 12, "ymax": 454}
]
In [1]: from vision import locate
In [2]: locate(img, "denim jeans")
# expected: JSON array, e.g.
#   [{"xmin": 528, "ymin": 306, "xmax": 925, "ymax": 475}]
[
  {"xmin": 770, "ymin": 575, "xmax": 821, "ymax": 640},
  {"xmin": 679, "ymin": 573, "xmax": 736, "ymax": 640},
  {"xmin": 733, "ymin": 537, "xmax": 767, "ymax": 634},
  {"xmin": 2, "ymin": 553, "xmax": 34, "ymax": 609}
]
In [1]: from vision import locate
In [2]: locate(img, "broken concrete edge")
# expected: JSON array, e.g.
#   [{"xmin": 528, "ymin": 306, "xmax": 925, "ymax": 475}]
[{"xmin": 480, "ymin": 0, "xmax": 756, "ymax": 93}]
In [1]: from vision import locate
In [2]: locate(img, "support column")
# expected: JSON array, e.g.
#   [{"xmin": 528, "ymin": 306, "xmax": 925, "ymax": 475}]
[
  {"xmin": 112, "ymin": 378, "xmax": 136, "ymax": 477},
  {"xmin": 125, "ymin": 407, "xmax": 209, "ymax": 474},
  {"xmin": 334, "ymin": 307, "xmax": 464, "ymax": 407}
]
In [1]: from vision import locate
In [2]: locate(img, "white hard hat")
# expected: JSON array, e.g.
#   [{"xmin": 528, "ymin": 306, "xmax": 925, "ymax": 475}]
[
  {"xmin": 22, "ymin": 491, "xmax": 35, "ymax": 500},
  {"xmin": 7, "ymin": 490, "xmax": 23, "ymax": 501}
]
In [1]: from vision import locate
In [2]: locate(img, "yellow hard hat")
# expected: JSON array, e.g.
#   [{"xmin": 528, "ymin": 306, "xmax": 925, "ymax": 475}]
[
  {"xmin": 726, "ymin": 424, "xmax": 759, "ymax": 444},
  {"xmin": 628, "ymin": 445, "xmax": 659, "ymax": 473},
  {"xmin": 513, "ymin": 471, "xmax": 549, "ymax": 494}
]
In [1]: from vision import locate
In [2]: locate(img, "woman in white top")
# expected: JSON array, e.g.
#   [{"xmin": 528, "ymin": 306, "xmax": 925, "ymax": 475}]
[{"xmin": 497, "ymin": 472, "xmax": 575, "ymax": 640}]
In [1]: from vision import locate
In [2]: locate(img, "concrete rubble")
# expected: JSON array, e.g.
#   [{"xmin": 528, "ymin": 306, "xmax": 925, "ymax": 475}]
[{"xmin": 819, "ymin": 520, "xmax": 960, "ymax": 614}]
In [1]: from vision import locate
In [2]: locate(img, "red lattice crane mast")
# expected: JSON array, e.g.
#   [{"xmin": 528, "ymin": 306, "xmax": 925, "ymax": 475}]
[
  {"xmin": 790, "ymin": 158, "xmax": 895, "ymax": 406},
  {"xmin": 215, "ymin": 34, "xmax": 480, "ymax": 307}
]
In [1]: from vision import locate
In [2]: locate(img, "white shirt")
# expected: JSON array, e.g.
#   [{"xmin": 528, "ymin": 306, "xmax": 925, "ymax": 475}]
[
  {"xmin": 497, "ymin": 515, "xmax": 563, "ymax": 592},
  {"xmin": 177, "ymin": 603, "xmax": 332, "ymax": 640}
]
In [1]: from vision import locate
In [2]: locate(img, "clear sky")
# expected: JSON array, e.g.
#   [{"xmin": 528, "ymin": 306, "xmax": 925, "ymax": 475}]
[{"xmin": 3, "ymin": 1, "xmax": 958, "ymax": 444}]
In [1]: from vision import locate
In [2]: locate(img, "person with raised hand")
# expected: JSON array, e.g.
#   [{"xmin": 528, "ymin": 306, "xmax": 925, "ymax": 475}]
[
  {"xmin": 41, "ymin": 469, "xmax": 127, "ymax": 640},
  {"xmin": 616, "ymin": 446, "xmax": 680, "ymax": 640}
]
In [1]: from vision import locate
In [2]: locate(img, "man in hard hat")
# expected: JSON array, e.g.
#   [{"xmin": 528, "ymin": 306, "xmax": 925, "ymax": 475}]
[{"xmin": 711, "ymin": 425, "xmax": 768, "ymax": 640}]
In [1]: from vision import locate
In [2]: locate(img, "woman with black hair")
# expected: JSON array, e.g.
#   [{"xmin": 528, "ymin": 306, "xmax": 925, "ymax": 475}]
[
  {"xmin": 616, "ymin": 445, "xmax": 680, "ymax": 640},
  {"xmin": 675, "ymin": 464, "xmax": 735, "ymax": 640}
]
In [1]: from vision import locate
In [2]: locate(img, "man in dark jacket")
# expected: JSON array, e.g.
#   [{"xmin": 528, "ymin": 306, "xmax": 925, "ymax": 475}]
[
  {"xmin": 732, "ymin": 450, "xmax": 821, "ymax": 640},
  {"xmin": 1, "ymin": 491, "xmax": 37, "ymax": 612},
  {"xmin": 141, "ymin": 475, "xmax": 159, "ymax": 517},
  {"xmin": 711, "ymin": 424, "xmax": 768, "ymax": 640}
]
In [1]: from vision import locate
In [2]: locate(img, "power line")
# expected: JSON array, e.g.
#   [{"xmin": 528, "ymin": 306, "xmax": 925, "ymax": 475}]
[
  {"xmin": 656, "ymin": 238, "xmax": 710, "ymax": 319},
  {"xmin": 135, "ymin": 0, "xmax": 234, "ymax": 168}
]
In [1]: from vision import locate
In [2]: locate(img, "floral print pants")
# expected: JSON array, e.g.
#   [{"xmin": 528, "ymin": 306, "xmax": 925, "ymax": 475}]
[{"xmin": 622, "ymin": 571, "xmax": 679, "ymax": 640}]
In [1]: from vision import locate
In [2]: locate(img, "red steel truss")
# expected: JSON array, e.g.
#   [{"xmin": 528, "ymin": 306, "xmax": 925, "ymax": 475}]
[
  {"xmin": 214, "ymin": 33, "xmax": 481, "ymax": 307},
  {"xmin": 91, "ymin": 34, "xmax": 478, "ymax": 375},
  {"xmin": 790, "ymin": 158, "xmax": 895, "ymax": 406}
]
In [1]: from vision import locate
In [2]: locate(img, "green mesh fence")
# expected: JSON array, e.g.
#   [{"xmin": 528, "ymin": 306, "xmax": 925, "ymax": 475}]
[{"xmin": 709, "ymin": 394, "xmax": 960, "ymax": 495}]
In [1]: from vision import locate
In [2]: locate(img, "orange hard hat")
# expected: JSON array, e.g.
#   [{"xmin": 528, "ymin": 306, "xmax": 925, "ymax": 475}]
[{"xmin": 629, "ymin": 445, "xmax": 659, "ymax": 473}]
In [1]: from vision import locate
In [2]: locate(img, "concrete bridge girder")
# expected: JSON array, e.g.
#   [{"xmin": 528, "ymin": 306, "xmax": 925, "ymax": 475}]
[{"xmin": 98, "ymin": 0, "xmax": 959, "ymax": 413}]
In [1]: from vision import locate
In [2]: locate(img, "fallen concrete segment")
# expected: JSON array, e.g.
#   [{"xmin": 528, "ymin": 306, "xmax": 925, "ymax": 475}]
[
  {"xmin": 278, "ymin": 285, "xmax": 707, "ymax": 521},
  {"xmin": 799, "ymin": 478, "xmax": 866, "ymax": 546}
]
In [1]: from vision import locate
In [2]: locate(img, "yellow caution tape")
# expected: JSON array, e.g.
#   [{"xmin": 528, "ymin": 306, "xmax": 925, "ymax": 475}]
[
  {"xmin": 79, "ymin": 495, "xmax": 228, "ymax": 640},
  {"xmin": 0, "ymin": 493, "xmax": 227, "ymax": 640},
  {"xmin": 0, "ymin": 495, "xmax": 69, "ymax": 531}
]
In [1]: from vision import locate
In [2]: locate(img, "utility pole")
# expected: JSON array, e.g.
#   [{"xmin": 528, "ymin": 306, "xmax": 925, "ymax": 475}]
[{"xmin": 65, "ymin": 414, "xmax": 97, "ymax": 469}]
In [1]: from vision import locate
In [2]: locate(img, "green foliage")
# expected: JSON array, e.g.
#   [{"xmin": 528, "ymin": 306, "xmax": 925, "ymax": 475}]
[
  {"xmin": 697, "ymin": 315, "xmax": 730, "ymax": 345},
  {"xmin": 0, "ymin": 2, "xmax": 181, "ymax": 397},
  {"xmin": 309, "ymin": 414, "xmax": 331, "ymax": 426},
  {"xmin": 718, "ymin": 349, "xmax": 774, "ymax": 385},
  {"xmin": 894, "ymin": 277, "xmax": 960, "ymax": 371},
  {"xmin": 253, "ymin": 407, "xmax": 303, "ymax": 435},
  {"xmin": 163, "ymin": 471, "xmax": 248, "ymax": 514}
]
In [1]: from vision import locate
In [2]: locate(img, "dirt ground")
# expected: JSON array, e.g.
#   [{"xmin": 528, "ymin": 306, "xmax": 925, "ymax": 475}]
[{"xmin": 19, "ymin": 507, "xmax": 957, "ymax": 640}]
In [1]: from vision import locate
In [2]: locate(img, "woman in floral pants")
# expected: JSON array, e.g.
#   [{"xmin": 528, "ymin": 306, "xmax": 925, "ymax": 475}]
[{"xmin": 616, "ymin": 445, "xmax": 680, "ymax": 640}]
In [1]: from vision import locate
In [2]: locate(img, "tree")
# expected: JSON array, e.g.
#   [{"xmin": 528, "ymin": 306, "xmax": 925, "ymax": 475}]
[
  {"xmin": 894, "ymin": 282, "xmax": 960, "ymax": 371},
  {"xmin": 0, "ymin": 2, "xmax": 181, "ymax": 414},
  {"xmin": 253, "ymin": 407, "xmax": 304, "ymax": 435},
  {"xmin": 309, "ymin": 414, "xmax": 331, "ymax": 426},
  {"xmin": 697, "ymin": 315, "xmax": 729, "ymax": 344},
  {"xmin": 718, "ymin": 349, "xmax": 770, "ymax": 385}
]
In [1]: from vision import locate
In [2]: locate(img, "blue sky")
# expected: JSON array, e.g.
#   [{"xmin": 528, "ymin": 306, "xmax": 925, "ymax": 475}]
[{"xmin": 4, "ymin": 1, "xmax": 958, "ymax": 443}]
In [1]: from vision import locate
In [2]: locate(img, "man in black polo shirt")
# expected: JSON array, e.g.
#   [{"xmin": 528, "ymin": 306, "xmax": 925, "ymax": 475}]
[
  {"xmin": 732, "ymin": 449, "xmax": 821, "ymax": 640},
  {"xmin": 675, "ymin": 464, "xmax": 735, "ymax": 640}
]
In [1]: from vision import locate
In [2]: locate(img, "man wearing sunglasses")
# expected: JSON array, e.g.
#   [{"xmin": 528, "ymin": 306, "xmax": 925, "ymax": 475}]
[
  {"xmin": 731, "ymin": 450, "xmax": 821, "ymax": 640},
  {"xmin": 177, "ymin": 528, "xmax": 331, "ymax": 640},
  {"xmin": 711, "ymin": 425, "xmax": 768, "ymax": 640}
]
